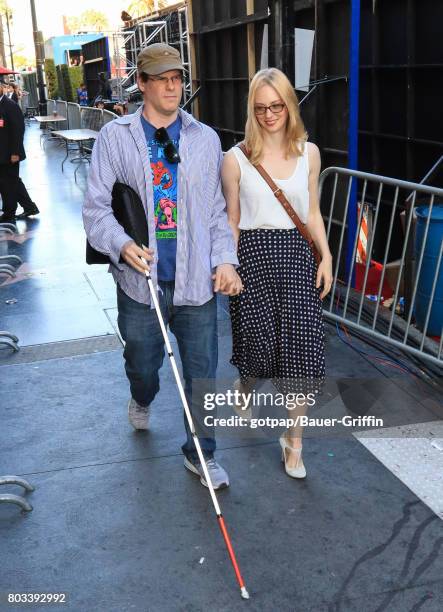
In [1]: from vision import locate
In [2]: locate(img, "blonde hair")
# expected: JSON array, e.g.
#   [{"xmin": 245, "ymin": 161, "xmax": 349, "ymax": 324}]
[{"xmin": 244, "ymin": 68, "xmax": 308, "ymax": 165}]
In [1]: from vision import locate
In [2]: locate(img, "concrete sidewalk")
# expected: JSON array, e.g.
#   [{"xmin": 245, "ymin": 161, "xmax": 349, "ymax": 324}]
[{"xmin": 0, "ymin": 123, "xmax": 442, "ymax": 612}]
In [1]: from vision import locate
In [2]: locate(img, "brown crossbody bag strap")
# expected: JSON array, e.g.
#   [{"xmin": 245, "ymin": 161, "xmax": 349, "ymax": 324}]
[{"xmin": 237, "ymin": 143, "xmax": 322, "ymax": 266}]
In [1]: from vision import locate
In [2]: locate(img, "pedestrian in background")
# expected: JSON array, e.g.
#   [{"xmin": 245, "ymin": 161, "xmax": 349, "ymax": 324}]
[
  {"xmin": 0, "ymin": 80, "xmax": 40, "ymax": 222},
  {"xmin": 77, "ymin": 83, "xmax": 88, "ymax": 107}
]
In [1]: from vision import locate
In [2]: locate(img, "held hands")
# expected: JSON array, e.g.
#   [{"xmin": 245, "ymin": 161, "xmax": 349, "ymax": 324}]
[
  {"xmin": 120, "ymin": 245, "xmax": 243, "ymax": 295},
  {"xmin": 212, "ymin": 263, "xmax": 243, "ymax": 296},
  {"xmin": 121, "ymin": 240, "xmax": 154, "ymax": 275},
  {"xmin": 316, "ymin": 255, "xmax": 333, "ymax": 300}
]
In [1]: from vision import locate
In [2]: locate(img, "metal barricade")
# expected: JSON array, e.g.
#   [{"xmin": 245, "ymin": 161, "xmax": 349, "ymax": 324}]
[
  {"xmin": 67, "ymin": 102, "xmax": 81, "ymax": 129},
  {"xmin": 319, "ymin": 167, "xmax": 443, "ymax": 368},
  {"xmin": 55, "ymin": 99, "xmax": 67, "ymax": 117},
  {"xmin": 55, "ymin": 100, "xmax": 68, "ymax": 131},
  {"xmin": 45, "ymin": 99, "xmax": 56, "ymax": 114},
  {"xmin": 102, "ymin": 109, "xmax": 119, "ymax": 126},
  {"xmin": 80, "ymin": 107, "xmax": 103, "ymax": 131}
]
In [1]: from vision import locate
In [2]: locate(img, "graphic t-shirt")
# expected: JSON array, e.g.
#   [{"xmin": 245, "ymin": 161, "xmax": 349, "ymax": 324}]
[{"xmin": 141, "ymin": 115, "xmax": 181, "ymax": 281}]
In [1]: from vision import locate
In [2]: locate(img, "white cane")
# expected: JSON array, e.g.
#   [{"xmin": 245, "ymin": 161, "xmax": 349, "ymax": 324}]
[{"xmin": 141, "ymin": 253, "xmax": 249, "ymax": 600}]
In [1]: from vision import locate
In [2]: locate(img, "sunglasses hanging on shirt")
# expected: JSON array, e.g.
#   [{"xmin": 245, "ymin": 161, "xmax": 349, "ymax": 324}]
[{"xmin": 154, "ymin": 127, "xmax": 181, "ymax": 164}]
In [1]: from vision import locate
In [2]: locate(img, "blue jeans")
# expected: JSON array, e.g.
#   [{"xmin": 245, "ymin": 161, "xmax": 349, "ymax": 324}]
[{"xmin": 117, "ymin": 281, "xmax": 217, "ymax": 461}]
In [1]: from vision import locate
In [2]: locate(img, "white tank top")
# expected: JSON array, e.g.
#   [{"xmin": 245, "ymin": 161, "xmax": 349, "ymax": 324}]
[{"xmin": 230, "ymin": 142, "xmax": 310, "ymax": 229}]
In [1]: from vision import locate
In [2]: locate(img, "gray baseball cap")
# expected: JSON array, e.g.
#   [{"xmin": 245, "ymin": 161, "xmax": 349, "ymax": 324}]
[{"xmin": 137, "ymin": 43, "xmax": 184, "ymax": 75}]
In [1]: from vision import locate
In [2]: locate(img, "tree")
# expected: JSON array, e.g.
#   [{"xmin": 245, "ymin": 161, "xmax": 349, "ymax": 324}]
[
  {"xmin": 0, "ymin": 0, "xmax": 13, "ymax": 69},
  {"xmin": 12, "ymin": 54, "xmax": 33, "ymax": 70},
  {"xmin": 126, "ymin": 0, "xmax": 170, "ymax": 19},
  {"xmin": 0, "ymin": 0, "xmax": 12, "ymax": 16},
  {"xmin": 44, "ymin": 58, "xmax": 58, "ymax": 99},
  {"xmin": 66, "ymin": 10, "xmax": 109, "ymax": 34},
  {"xmin": 80, "ymin": 10, "xmax": 109, "ymax": 32},
  {"xmin": 65, "ymin": 16, "xmax": 81, "ymax": 34}
]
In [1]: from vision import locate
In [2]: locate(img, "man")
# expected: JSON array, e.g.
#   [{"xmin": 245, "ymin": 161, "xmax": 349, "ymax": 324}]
[
  {"xmin": 77, "ymin": 83, "xmax": 88, "ymax": 107},
  {"xmin": 0, "ymin": 81, "xmax": 39, "ymax": 222},
  {"xmin": 83, "ymin": 43, "xmax": 242, "ymax": 489}
]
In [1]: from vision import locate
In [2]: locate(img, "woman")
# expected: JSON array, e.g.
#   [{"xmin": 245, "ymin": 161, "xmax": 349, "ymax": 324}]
[{"xmin": 221, "ymin": 68, "xmax": 333, "ymax": 479}]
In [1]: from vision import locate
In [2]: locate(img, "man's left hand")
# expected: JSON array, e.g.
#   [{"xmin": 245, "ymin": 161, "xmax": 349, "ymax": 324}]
[
  {"xmin": 212, "ymin": 264, "xmax": 243, "ymax": 296},
  {"xmin": 10, "ymin": 155, "xmax": 19, "ymax": 163}
]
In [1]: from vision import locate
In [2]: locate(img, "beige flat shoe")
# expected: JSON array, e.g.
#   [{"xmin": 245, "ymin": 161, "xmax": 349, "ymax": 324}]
[{"xmin": 279, "ymin": 435, "xmax": 307, "ymax": 479}]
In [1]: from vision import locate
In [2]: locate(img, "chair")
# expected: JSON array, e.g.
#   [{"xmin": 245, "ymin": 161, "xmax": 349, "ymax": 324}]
[
  {"xmin": 39, "ymin": 99, "xmax": 59, "ymax": 148},
  {"xmin": 24, "ymin": 106, "xmax": 38, "ymax": 126},
  {"xmin": 73, "ymin": 107, "xmax": 103, "ymax": 181}
]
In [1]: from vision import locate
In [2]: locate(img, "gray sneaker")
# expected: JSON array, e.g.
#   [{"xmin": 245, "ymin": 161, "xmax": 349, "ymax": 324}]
[
  {"xmin": 128, "ymin": 398, "xmax": 150, "ymax": 430},
  {"xmin": 184, "ymin": 456, "xmax": 230, "ymax": 489}
]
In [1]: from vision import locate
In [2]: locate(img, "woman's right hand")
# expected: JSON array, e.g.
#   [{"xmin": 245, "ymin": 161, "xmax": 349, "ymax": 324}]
[{"xmin": 316, "ymin": 254, "xmax": 333, "ymax": 299}]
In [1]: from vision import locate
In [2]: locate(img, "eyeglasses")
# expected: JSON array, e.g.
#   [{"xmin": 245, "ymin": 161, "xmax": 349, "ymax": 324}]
[
  {"xmin": 148, "ymin": 74, "xmax": 184, "ymax": 86},
  {"xmin": 254, "ymin": 103, "xmax": 286, "ymax": 116},
  {"xmin": 155, "ymin": 127, "xmax": 181, "ymax": 164}
]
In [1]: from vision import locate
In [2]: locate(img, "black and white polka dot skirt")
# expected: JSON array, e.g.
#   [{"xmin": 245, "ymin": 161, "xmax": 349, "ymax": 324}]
[{"xmin": 229, "ymin": 228, "xmax": 325, "ymax": 395}]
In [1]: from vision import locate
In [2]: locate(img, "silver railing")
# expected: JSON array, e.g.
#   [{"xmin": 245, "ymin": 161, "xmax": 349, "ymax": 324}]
[
  {"xmin": 319, "ymin": 167, "xmax": 443, "ymax": 368},
  {"xmin": 55, "ymin": 99, "xmax": 68, "ymax": 131},
  {"xmin": 46, "ymin": 98, "xmax": 56, "ymax": 114},
  {"xmin": 80, "ymin": 107, "xmax": 103, "ymax": 131},
  {"xmin": 102, "ymin": 109, "xmax": 119, "ymax": 125},
  {"xmin": 67, "ymin": 102, "xmax": 81, "ymax": 129}
]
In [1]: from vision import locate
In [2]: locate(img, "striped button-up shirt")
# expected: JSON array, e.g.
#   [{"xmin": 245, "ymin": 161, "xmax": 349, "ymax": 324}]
[{"xmin": 83, "ymin": 105, "xmax": 238, "ymax": 306}]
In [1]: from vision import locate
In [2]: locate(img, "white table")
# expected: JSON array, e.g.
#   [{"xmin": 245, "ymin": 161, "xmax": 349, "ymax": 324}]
[
  {"xmin": 35, "ymin": 114, "xmax": 67, "ymax": 124},
  {"xmin": 52, "ymin": 129, "xmax": 99, "ymax": 177}
]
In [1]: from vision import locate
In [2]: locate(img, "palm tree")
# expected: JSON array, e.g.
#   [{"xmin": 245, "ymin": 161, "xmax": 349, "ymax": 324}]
[
  {"xmin": 126, "ymin": 0, "xmax": 171, "ymax": 20},
  {"xmin": 0, "ymin": 1, "xmax": 13, "ymax": 70},
  {"xmin": 66, "ymin": 10, "xmax": 109, "ymax": 34},
  {"xmin": 79, "ymin": 10, "xmax": 109, "ymax": 32}
]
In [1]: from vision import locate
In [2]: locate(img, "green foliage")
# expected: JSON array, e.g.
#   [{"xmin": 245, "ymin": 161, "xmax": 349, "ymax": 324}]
[
  {"xmin": 55, "ymin": 65, "xmax": 65, "ymax": 100},
  {"xmin": 57, "ymin": 64, "xmax": 74, "ymax": 102},
  {"xmin": 60, "ymin": 64, "xmax": 74, "ymax": 102},
  {"xmin": 80, "ymin": 9, "xmax": 109, "ymax": 31},
  {"xmin": 21, "ymin": 72, "xmax": 39, "ymax": 108},
  {"xmin": 68, "ymin": 66, "xmax": 84, "ymax": 97},
  {"xmin": 0, "ymin": 1, "xmax": 12, "ymax": 17},
  {"xmin": 127, "ymin": 0, "xmax": 170, "ymax": 19},
  {"xmin": 51, "ymin": 64, "xmax": 84, "ymax": 102},
  {"xmin": 13, "ymin": 54, "xmax": 33, "ymax": 71},
  {"xmin": 65, "ymin": 10, "xmax": 108, "ymax": 33},
  {"xmin": 44, "ymin": 58, "xmax": 58, "ymax": 99}
]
